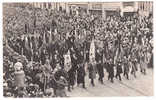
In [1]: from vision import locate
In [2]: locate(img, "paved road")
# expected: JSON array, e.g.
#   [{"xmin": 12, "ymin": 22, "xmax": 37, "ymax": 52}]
[{"xmin": 66, "ymin": 68, "xmax": 153, "ymax": 97}]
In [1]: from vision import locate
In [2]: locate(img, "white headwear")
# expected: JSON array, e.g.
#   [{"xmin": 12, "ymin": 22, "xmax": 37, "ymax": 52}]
[{"xmin": 14, "ymin": 62, "xmax": 23, "ymax": 71}]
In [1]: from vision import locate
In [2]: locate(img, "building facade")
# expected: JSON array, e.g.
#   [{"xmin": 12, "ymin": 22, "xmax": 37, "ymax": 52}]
[
  {"xmin": 31, "ymin": 1, "xmax": 153, "ymax": 18},
  {"xmin": 137, "ymin": 1, "xmax": 153, "ymax": 16}
]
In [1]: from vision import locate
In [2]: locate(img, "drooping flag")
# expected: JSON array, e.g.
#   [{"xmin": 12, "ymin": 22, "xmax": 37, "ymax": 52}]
[
  {"xmin": 25, "ymin": 36, "xmax": 30, "ymax": 51},
  {"xmin": 74, "ymin": 29, "xmax": 78, "ymax": 40},
  {"xmin": 66, "ymin": 32, "xmax": 70, "ymax": 40},
  {"xmin": 64, "ymin": 50, "xmax": 72, "ymax": 72},
  {"xmin": 48, "ymin": 28, "xmax": 52, "ymax": 44},
  {"xmin": 89, "ymin": 39, "xmax": 95, "ymax": 63},
  {"xmin": 43, "ymin": 33, "xmax": 46, "ymax": 45},
  {"xmin": 30, "ymin": 40, "xmax": 34, "ymax": 61}
]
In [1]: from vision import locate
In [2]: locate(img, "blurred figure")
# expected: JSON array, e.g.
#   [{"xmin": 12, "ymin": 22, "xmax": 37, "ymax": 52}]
[
  {"xmin": 97, "ymin": 60, "xmax": 104, "ymax": 84},
  {"xmin": 115, "ymin": 60, "xmax": 123, "ymax": 81},
  {"xmin": 88, "ymin": 59, "xmax": 96, "ymax": 86},
  {"xmin": 107, "ymin": 59, "xmax": 114, "ymax": 83}
]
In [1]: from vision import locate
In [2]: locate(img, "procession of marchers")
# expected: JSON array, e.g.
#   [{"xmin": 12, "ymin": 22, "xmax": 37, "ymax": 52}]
[{"xmin": 3, "ymin": 3, "xmax": 153, "ymax": 97}]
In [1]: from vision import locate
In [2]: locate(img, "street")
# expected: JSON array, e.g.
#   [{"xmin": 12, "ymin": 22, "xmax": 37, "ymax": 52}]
[{"xmin": 67, "ymin": 68, "xmax": 153, "ymax": 97}]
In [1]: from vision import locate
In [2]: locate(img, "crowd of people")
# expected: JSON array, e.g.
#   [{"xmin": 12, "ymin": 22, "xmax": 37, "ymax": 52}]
[{"xmin": 3, "ymin": 6, "xmax": 153, "ymax": 97}]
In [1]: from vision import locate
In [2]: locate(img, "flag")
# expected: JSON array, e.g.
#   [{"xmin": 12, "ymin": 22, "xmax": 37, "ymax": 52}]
[
  {"xmin": 66, "ymin": 32, "xmax": 70, "ymax": 40},
  {"xmin": 43, "ymin": 33, "xmax": 46, "ymax": 45},
  {"xmin": 74, "ymin": 29, "xmax": 78, "ymax": 40},
  {"xmin": 25, "ymin": 36, "xmax": 30, "ymax": 51},
  {"xmin": 64, "ymin": 50, "xmax": 72, "ymax": 72},
  {"xmin": 48, "ymin": 29, "xmax": 52, "ymax": 44},
  {"xmin": 89, "ymin": 39, "xmax": 95, "ymax": 63}
]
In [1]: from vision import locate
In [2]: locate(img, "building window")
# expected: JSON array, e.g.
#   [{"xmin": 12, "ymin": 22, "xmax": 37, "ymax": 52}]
[
  {"xmin": 44, "ymin": 3, "xmax": 46, "ymax": 8},
  {"xmin": 48, "ymin": 3, "xmax": 51, "ymax": 9},
  {"xmin": 92, "ymin": 4, "xmax": 102, "ymax": 10},
  {"xmin": 143, "ymin": 2, "xmax": 145, "ymax": 10},
  {"xmin": 123, "ymin": 2, "xmax": 134, "ymax": 8}
]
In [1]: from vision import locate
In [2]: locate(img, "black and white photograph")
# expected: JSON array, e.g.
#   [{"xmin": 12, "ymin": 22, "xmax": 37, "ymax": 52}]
[{"xmin": 2, "ymin": 1, "xmax": 154, "ymax": 98}]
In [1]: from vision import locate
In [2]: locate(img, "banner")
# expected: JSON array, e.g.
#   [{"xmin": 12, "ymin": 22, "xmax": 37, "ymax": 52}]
[
  {"xmin": 64, "ymin": 50, "xmax": 72, "ymax": 72},
  {"xmin": 25, "ymin": 36, "xmax": 30, "ymax": 51},
  {"xmin": 89, "ymin": 39, "xmax": 95, "ymax": 63}
]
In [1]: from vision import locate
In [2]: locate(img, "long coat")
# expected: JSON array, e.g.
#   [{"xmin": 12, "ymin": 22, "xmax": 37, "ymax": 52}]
[
  {"xmin": 56, "ymin": 77, "xmax": 68, "ymax": 97},
  {"xmin": 68, "ymin": 55, "xmax": 78, "ymax": 86},
  {"xmin": 123, "ymin": 59, "xmax": 129, "ymax": 73},
  {"xmin": 107, "ymin": 63, "xmax": 114, "ymax": 78},
  {"xmin": 67, "ymin": 68, "xmax": 76, "ymax": 86},
  {"xmin": 116, "ymin": 63, "xmax": 123, "ymax": 74},
  {"xmin": 88, "ymin": 63, "xmax": 96, "ymax": 79},
  {"xmin": 97, "ymin": 63, "xmax": 104, "ymax": 78},
  {"xmin": 77, "ymin": 64, "xmax": 85, "ymax": 84}
]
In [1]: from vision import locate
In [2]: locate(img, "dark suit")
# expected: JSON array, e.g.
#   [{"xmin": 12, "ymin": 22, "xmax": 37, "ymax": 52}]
[
  {"xmin": 115, "ymin": 62, "xmax": 122, "ymax": 81},
  {"xmin": 97, "ymin": 62, "xmax": 104, "ymax": 83},
  {"xmin": 107, "ymin": 63, "xmax": 114, "ymax": 83}
]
